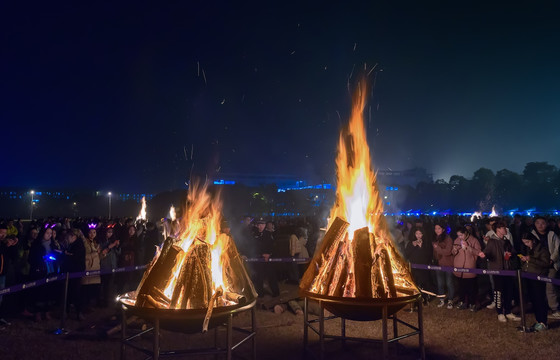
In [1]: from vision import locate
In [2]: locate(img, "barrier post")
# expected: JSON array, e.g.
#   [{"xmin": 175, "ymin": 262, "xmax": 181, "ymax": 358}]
[
  {"xmin": 54, "ymin": 272, "xmax": 70, "ymax": 335},
  {"xmin": 516, "ymin": 269, "xmax": 530, "ymax": 333}
]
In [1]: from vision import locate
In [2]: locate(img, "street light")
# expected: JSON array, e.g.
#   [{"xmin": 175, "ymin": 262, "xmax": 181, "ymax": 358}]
[
  {"xmin": 108, "ymin": 192, "xmax": 112, "ymax": 219},
  {"xmin": 30, "ymin": 190, "xmax": 35, "ymax": 220}
]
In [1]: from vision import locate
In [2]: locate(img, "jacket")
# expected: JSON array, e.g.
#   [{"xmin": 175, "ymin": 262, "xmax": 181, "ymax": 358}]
[
  {"xmin": 531, "ymin": 230, "xmax": 559, "ymax": 270},
  {"xmin": 522, "ymin": 242, "xmax": 550, "ymax": 276},
  {"xmin": 433, "ymin": 235, "xmax": 454, "ymax": 267},
  {"xmin": 452, "ymin": 235, "xmax": 481, "ymax": 279},
  {"xmin": 483, "ymin": 236, "xmax": 516, "ymax": 270}
]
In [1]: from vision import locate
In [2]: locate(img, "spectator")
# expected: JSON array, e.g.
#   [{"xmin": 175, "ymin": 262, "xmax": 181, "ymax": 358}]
[
  {"xmin": 531, "ymin": 216, "xmax": 560, "ymax": 319},
  {"xmin": 405, "ymin": 228, "xmax": 434, "ymax": 304},
  {"xmin": 479, "ymin": 221, "xmax": 520, "ymax": 322},
  {"xmin": 452, "ymin": 226, "xmax": 481, "ymax": 311},
  {"xmin": 99, "ymin": 226, "xmax": 120, "ymax": 307},
  {"xmin": 252, "ymin": 218, "xmax": 279, "ymax": 298},
  {"xmin": 62, "ymin": 229, "xmax": 86, "ymax": 320},
  {"xmin": 82, "ymin": 228, "xmax": 101, "ymax": 309},
  {"xmin": 432, "ymin": 223, "xmax": 455, "ymax": 309},
  {"xmin": 520, "ymin": 232, "xmax": 550, "ymax": 331}
]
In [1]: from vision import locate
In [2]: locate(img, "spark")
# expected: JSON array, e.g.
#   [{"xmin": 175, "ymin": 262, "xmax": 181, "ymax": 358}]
[
  {"xmin": 367, "ymin": 63, "xmax": 378, "ymax": 76},
  {"xmin": 353, "ymin": 42, "xmax": 357, "ymax": 51},
  {"xmin": 221, "ymin": 99, "xmax": 225, "ymax": 105},
  {"xmin": 290, "ymin": 50, "xmax": 295, "ymax": 55},
  {"xmin": 197, "ymin": 61, "xmax": 200, "ymax": 77},
  {"xmin": 202, "ymin": 68, "xmax": 207, "ymax": 85}
]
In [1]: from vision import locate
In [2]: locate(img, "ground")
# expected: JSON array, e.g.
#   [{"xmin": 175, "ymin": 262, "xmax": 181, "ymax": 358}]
[{"xmin": 1, "ymin": 282, "xmax": 559, "ymax": 360}]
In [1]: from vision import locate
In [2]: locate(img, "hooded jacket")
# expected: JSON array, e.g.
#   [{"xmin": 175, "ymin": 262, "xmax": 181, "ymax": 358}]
[{"xmin": 452, "ymin": 235, "xmax": 481, "ymax": 279}]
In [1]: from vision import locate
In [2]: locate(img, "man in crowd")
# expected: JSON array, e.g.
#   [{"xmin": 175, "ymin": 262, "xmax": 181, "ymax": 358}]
[
  {"xmin": 531, "ymin": 216, "xmax": 560, "ymax": 319},
  {"xmin": 252, "ymin": 218, "xmax": 279, "ymax": 298}
]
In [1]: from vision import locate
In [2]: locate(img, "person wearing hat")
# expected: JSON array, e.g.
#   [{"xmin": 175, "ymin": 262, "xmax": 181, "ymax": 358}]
[{"xmin": 252, "ymin": 218, "xmax": 280, "ymax": 298}]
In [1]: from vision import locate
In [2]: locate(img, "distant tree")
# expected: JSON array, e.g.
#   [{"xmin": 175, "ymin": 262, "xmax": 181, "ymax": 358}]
[
  {"xmin": 472, "ymin": 168, "xmax": 495, "ymax": 211},
  {"xmin": 495, "ymin": 169, "xmax": 523, "ymax": 209}
]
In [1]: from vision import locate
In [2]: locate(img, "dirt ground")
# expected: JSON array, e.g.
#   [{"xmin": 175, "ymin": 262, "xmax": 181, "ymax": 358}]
[{"xmin": 1, "ymin": 283, "xmax": 559, "ymax": 360}]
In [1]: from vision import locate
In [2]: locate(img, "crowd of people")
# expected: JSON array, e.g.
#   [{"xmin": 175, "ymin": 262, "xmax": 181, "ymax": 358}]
[
  {"xmin": 393, "ymin": 214, "xmax": 560, "ymax": 332},
  {"xmin": 1, "ymin": 214, "xmax": 559, "ymax": 334}
]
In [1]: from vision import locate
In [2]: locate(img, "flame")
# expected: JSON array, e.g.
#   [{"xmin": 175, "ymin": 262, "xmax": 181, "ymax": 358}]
[
  {"xmin": 470, "ymin": 211, "xmax": 482, "ymax": 222},
  {"xmin": 169, "ymin": 205, "xmax": 176, "ymax": 221},
  {"xmin": 302, "ymin": 80, "xmax": 418, "ymax": 299},
  {"xmin": 162, "ymin": 182, "xmax": 227, "ymax": 305},
  {"xmin": 136, "ymin": 196, "xmax": 147, "ymax": 221},
  {"xmin": 489, "ymin": 205, "xmax": 498, "ymax": 217}
]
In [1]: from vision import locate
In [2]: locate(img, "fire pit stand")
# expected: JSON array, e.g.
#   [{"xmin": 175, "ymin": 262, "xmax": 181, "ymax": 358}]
[
  {"xmin": 120, "ymin": 299, "xmax": 257, "ymax": 360},
  {"xmin": 302, "ymin": 295, "xmax": 425, "ymax": 360}
]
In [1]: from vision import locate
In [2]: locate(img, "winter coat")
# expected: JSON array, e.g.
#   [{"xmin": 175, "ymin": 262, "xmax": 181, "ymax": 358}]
[
  {"xmin": 405, "ymin": 239, "xmax": 433, "ymax": 265},
  {"xmin": 531, "ymin": 230, "xmax": 559, "ymax": 270},
  {"xmin": 452, "ymin": 235, "xmax": 481, "ymax": 279},
  {"xmin": 62, "ymin": 239, "xmax": 86, "ymax": 273},
  {"xmin": 433, "ymin": 235, "xmax": 454, "ymax": 267},
  {"xmin": 522, "ymin": 242, "xmax": 550, "ymax": 276},
  {"xmin": 290, "ymin": 233, "xmax": 309, "ymax": 258},
  {"xmin": 483, "ymin": 237, "xmax": 516, "ymax": 271},
  {"xmin": 82, "ymin": 239, "xmax": 101, "ymax": 285}
]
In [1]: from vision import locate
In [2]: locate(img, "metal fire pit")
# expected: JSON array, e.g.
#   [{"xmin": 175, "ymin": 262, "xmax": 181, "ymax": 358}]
[
  {"xmin": 302, "ymin": 291, "xmax": 425, "ymax": 360},
  {"xmin": 119, "ymin": 292, "xmax": 256, "ymax": 360}
]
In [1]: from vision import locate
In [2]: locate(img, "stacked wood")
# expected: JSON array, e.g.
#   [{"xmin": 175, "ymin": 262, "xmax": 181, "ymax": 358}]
[
  {"xmin": 219, "ymin": 233, "xmax": 258, "ymax": 302},
  {"xmin": 300, "ymin": 217, "xmax": 349, "ymax": 293},
  {"xmin": 352, "ymin": 227, "xmax": 374, "ymax": 298},
  {"xmin": 170, "ymin": 240, "xmax": 213, "ymax": 309},
  {"xmin": 135, "ymin": 238, "xmax": 183, "ymax": 308},
  {"xmin": 378, "ymin": 248, "xmax": 397, "ymax": 298},
  {"xmin": 327, "ymin": 239, "xmax": 349, "ymax": 297}
]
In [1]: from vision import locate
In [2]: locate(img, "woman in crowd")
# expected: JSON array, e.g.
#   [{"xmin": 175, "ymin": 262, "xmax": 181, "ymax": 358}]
[
  {"xmin": 520, "ymin": 232, "xmax": 550, "ymax": 331},
  {"xmin": 479, "ymin": 221, "xmax": 520, "ymax": 322},
  {"xmin": 28, "ymin": 227, "xmax": 56, "ymax": 321},
  {"xmin": 99, "ymin": 226, "xmax": 120, "ymax": 307},
  {"xmin": 62, "ymin": 229, "xmax": 86, "ymax": 320},
  {"xmin": 452, "ymin": 226, "xmax": 481, "ymax": 311},
  {"xmin": 81, "ymin": 228, "xmax": 101, "ymax": 310},
  {"xmin": 432, "ymin": 223, "xmax": 455, "ymax": 309},
  {"xmin": 405, "ymin": 228, "xmax": 434, "ymax": 303},
  {"xmin": 289, "ymin": 226, "xmax": 310, "ymax": 282},
  {"xmin": 118, "ymin": 225, "xmax": 137, "ymax": 292}
]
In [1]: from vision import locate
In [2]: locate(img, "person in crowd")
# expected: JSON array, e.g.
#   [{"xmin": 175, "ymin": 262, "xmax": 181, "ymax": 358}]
[
  {"xmin": 0, "ymin": 225, "xmax": 18, "ymax": 326},
  {"xmin": 142, "ymin": 222, "xmax": 162, "ymax": 264},
  {"xmin": 6, "ymin": 220, "xmax": 18, "ymax": 237},
  {"xmin": 62, "ymin": 229, "xmax": 86, "ymax": 320},
  {"xmin": 479, "ymin": 221, "xmax": 520, "ymax": 322},
  {"xmin": 28, "ymin": 227, "xmax": 58, "ymax": 321},
  {"xmin": 520, "ymin": 232, "xmax": 550, "ymax": 331},
  {"xmin": 99, "ymin": 226, "xmax": 120, "ymax": 307},
  {"xmin": 252, "ymin": 218, "xmax": 279, "ymax": 298},
  {"xmin": 81, "ymin": 228, "xmax": 101, "ymax": 309},
  {"xmin": 405, "ymin": 228, "xmax": 434, "ymax": 304},
  {"xmin": 289, "ymin": 226, "xmax": 310, "ymax": 283},
  {"xmin": 509, "ymin": 214, "xmax": 524, "ymax": 253},
  {"xmin": 531, "ymin": 216, "xmax": 560, "ymax": 319},
  {"xmin": 432, "ymin": 223, "xmax": 455, "ymax": 309},
  {"xmin": 452, "ymin": 226, "xmax": 481, "ymax": 311},
  {"xmin": 118, "ymin": 225, "xmax": 137, "ymax": 292}
]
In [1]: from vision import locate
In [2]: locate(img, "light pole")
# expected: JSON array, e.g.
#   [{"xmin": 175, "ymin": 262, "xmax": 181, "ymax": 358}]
[
  {"xmin": 108, "ymin": 192, "xmax": 112, "ymax": 219},
  {"xmin": 30, "ymin": 190, "xmax": 35, "ymax": 220}
]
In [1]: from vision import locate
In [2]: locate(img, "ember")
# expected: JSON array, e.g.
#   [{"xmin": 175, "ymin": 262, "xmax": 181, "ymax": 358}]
[{"xmin": 300, "ymin": 81, "xmax": 419, "ymax": 302}]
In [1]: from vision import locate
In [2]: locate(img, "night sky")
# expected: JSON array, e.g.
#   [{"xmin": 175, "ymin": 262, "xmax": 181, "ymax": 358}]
[{"xmin": 2, "ymin": 2, "xmax": 560, "ymax": 192}]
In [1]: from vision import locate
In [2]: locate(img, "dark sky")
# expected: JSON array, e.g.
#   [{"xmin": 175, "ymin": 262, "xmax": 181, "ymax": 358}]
[{"xmin": 2, "ymin": 2, "xmax": 560, "ymax": 192}]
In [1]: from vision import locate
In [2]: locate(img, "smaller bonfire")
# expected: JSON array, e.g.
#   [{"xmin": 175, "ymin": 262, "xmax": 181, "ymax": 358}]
[{"xmin": 132, "ymin": 182, "xmax": 257, "ymax": 320}]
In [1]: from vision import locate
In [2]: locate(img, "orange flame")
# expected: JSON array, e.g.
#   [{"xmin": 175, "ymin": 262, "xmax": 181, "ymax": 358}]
[
  {"xmin": 162, "ymin": 182, "xmax": 227, "ymax": 306},
  {"xmin": 330, "ymin": 82, "xmax": 383, "ymax": 240},
  {"xmin": 136, "ymin": 196, "xmax": 147, "ymax": 221}
]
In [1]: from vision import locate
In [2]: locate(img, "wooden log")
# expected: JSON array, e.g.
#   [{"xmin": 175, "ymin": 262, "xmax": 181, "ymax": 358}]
[
  {"xmin": 370, "ymin": 253, "xmax": 386, "ymax": 298},
  {"xmin": 202, "ymin": 286, "xmax": 223, "ymax": 333},
  {"xmin": 379, "ymin": 248, "xmax": 397, "ymax": 298},
  {"xmin": 327, "ymin": 239, "xmax": 349, "ymax": 297},
  {"xmin": 219, "ymin": 233, "xmax": 258, "ymax": 301},
  {"xmin": 224, "ymin": 291, "xmax": 246, "ymax": 305},
  {"xmin": 135, "ymin": 240, "xmax": 183, "ymax": 308},
  {"xmin": 300, "ymin": 217, "xmax": 349, "ymax": 293},
  {"xmin": 352, "ymin": 227, "xmax": 373, "ymax": 298}
]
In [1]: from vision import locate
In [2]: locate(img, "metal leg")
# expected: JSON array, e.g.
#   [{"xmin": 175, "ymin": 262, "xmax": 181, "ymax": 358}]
[
  {"xmin": 303, "ymin": 297, "xmax": 308, "ymax": 353},
  {"xmin": 214, "ymin": 327, "xmax": 219, "ymax": 360},
  {"xmin": 382, "ymin": 305, "xmax": 388, "ymax": 360},
  {"xmin": 153, "ymin": 317, "xmax": 160, "ymax": 360},
  {"xmin": 227, "ymin": 313, "xmax": 233, "ymax": 360},
  {"xmin": 418, "ymin": 298, "xmax": 425, "ymax": 360},
  {"xmin": 393, "ymin": 311, "xmax": 398, "ymax": 340},
  {"xmin": 341, "ymin": 317, "xmax": 346, "ymax": 348},
  {"xmin": 121, "ymin": 306, "xmax": 126, "ymax": 360},
  {"xmin": 319, "ymin": 301, "xmax": 325, "ymax": 360},
  {"xmin": 252, "ymin": 306, "xmax": 257, "ymax": 360}
]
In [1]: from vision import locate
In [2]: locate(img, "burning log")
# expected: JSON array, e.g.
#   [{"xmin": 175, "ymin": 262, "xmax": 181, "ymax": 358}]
[
  {"xmin": 300, "ymin": 217, "xmax": 349, "ymax": 294},
  {"xmin": 327, "ymin": 240, "xmax": 349, "ymax": 297},
  {"xmin": 170, "ymin": 240, "xmax": 213, "ymax": 309},
  {"xmin": 202, "ymin": 286, "xmax": 223, "ymax": 333},
  {"xmin": 378, "ymin": 248, "xmax": 397, "ymax": 298},
  {"xmin": 136, "ymin": 238, "xmax": 183, "ymax": 308},
  {"xmin": 219, "ymin": 234, "xmax": 258, "ymax": 300},
  {"xmin": 353, "ymin": 227, "xmax": 373, "ymax": 298}
]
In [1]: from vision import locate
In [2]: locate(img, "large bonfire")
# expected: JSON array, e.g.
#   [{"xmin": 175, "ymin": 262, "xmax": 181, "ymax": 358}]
[{"xmin": 300, "ymin": 81, "xmax": 419, "ymax": 299}]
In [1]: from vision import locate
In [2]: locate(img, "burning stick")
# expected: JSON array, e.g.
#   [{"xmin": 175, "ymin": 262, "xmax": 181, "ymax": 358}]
[
  {"xmin": 223, "ymin": 291, "xmax": 246, "ymax": 305},
  {"xmin": 353, "ymin": 227, "xmax": 373, "ymax": 298},
  {"xmin": 202, "ymin": 286, "xmax": 223, "ymax": 333}
]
